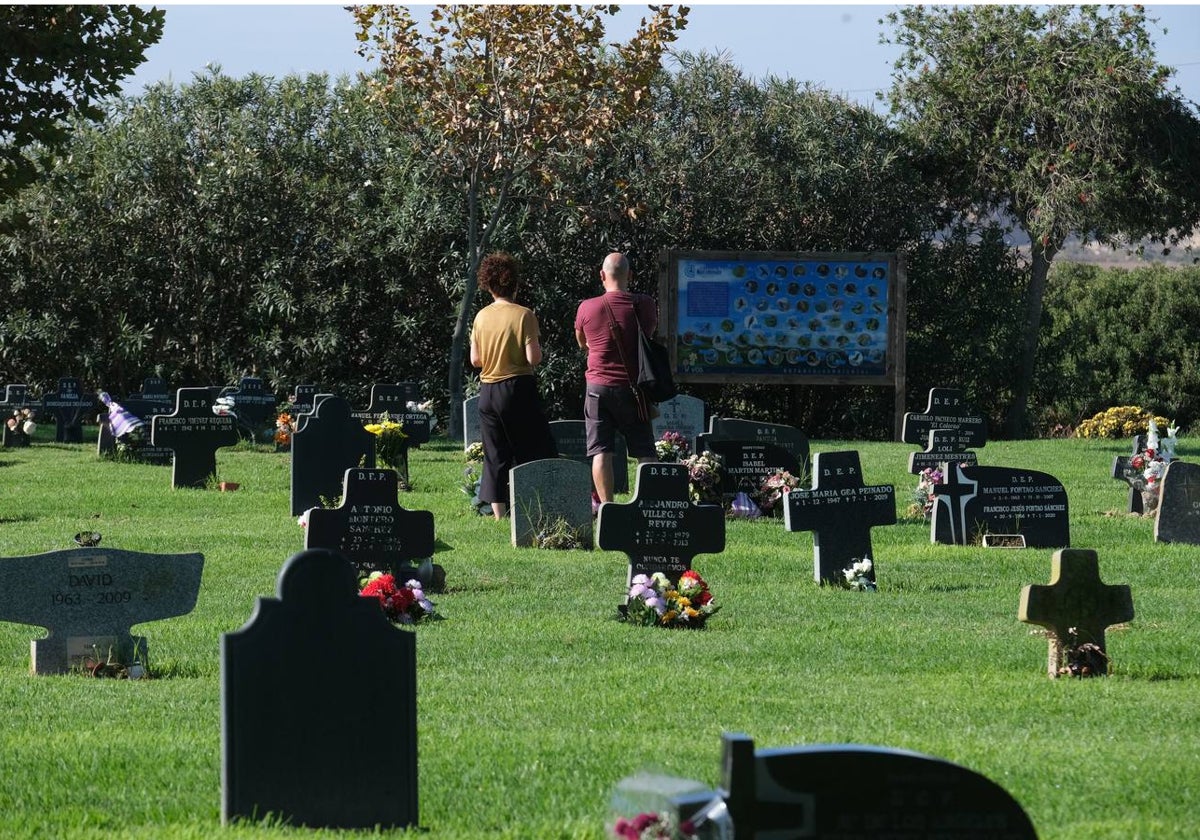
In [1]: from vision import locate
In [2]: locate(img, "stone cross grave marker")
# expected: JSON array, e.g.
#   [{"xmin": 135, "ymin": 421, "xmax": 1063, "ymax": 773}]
[
  {"xmin": 1019, "ymin": 548, "xmax": 1134, "ymax": 678},
  {"xmin": 783, "ymin": 451, "xmax": 896, "ymax": 584},
  {"xmin": 700, "ymin": 416, "xmax": 809, "ymax": 472},
  {"xmin": 669, "ymin": 733, "xmax": 1037, "ymax": 840},
  {"xmin": 0, "ymin": 547, "xmax": 204, "ymax": 674},
  {"xmin": 597, "ymin": 462, "xmax": 725, "ymax": 587},
  {"xmin": 291, "ymin": 395, "xmax": 376, "ymax": 516},
  {"xmin": 462, "ymin": 394, "xmax": 481, "ymax": 451},
  {"xmin": 551, "ymin": 419, "xmax": 628, "ymax": 494},
  {"xmin": 221, "ymin": 376, "xmax": 277, "ymax": 440},
  {"xmin": 909, "ymin": 428, "xmax": 979, "ymax": 475},
  {"xmin": 291, "ymin": 383, "xmax": 319, "ymax": 414},
  {"xmin": 304, "ymin": 468, "xmax": 440, "ymax": 588},
  {"xmin": 2, "ymin": 383, "xmax": 30, "ymax": 447},
  {"xmin": 650, "ymin": 394, "xmax": 705, "ymax": 451},
  {"xmin": 902, "ymin": 387, "xmax": 987, "ymax": 475},
  {"xmin": 1154, "ymin": 460, "xmax": 1200, "ymax": 544},
  {"xmin": 509, "ymin": 458, "xmax": 593, "ymax": 549},
  {"xmin": 294, "ymin": 392, "xmax": 336, "ymax": 435},
  {"xmin": 932, "ymin": 464, "xmax": 1069, "ymax": 548},
  {"xmin": 705, "ymin": 439, "xmax": 803, "ymax": 502},
  {"xmin": 41, "ymin": 376, "xmax": 94, "ymax": 443},
  {"xmin": 150, "ymin": 387, "xmax": 240, "ymax": 488},
  {"xmin": 352, "ymin": 382, "xmax": 421, "ymax": 423},
  {"xmin": 1112, "ymin": 435, "xmax": 1158, "ymax": 515},
  {"xmin": 221, "ymin": 549, "xmax": 417, "ymax": 829}
]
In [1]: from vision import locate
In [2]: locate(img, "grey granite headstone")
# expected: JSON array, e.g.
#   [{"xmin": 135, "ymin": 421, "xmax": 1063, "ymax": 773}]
[
  {"xmin": 221, "ymin": 549, "xmax": 417, "ymax": 829},
  {"xmin": 290, "ymin": 395, "xmax": 376, "ymax": 516},
  {"xmin": 598, "ymin": 462, "xmax": 725, "ymax": 586},
  {"xmin": 509, "ymin": 458, "xmax": 593, "ymax": 548},
  {"xmin": 305, "ymin": 468, "xmax": 438, "ymax": 583},
  {"xmin": 932, "ymin": 464, "xmax": 1069, "ymax": 548},
  {"xmin": 41, "ymin": 376, "xmax": 94, "ymax": 443},
  {"xmin": 651, "ymin": 394, "xmax": 705, "ymax": 449},
  {"xmin": 1154, "ymin": 460, "xmax": 1200, "ymax": 544},
  {"xmin": 784, "ymin": 450, "xmax": 896, "ymax": 584},
  {"xmin": 462, "ymin": 395, "xmax": 481, "ymax": 451},
  {"xmin": 151, "ymin": 387, "xmax": 240, "ymax": 488},
  {"xmin": 550, "ymin": 419, "xmax": 628, "ymax": 494},
  {"xmin": 0, "ymin": 547, "xmax": 204, "ymax": 674}
]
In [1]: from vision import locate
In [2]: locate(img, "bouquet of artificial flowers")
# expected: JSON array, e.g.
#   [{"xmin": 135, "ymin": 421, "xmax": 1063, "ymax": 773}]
[
  {"xmin": 654, "ymin": 431, "xmax": 691, "ymax": 463},
  {"xmin": 623, "ymin": 570, "xmax": 719, "ymax": 628},
  {"xmin": 681, "ymin": 451, "xmax": 723, "ymax": 505},
  {"xmin": 360, "ymin": 572, "xmax": 438, "ymax": 624},
  {"xmin": 753, "ymin": 469, "xmax": 801, "ymax": 515}
]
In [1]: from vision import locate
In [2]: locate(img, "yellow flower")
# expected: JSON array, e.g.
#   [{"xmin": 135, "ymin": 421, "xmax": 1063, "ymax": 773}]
[
  {"xmin": 676, "ymin": 596, "xmax": 691, "ymax": 608},
  {"xmin": 684, "ymin": 607, "xmax": 699, "ymax": 619},
  {"xmin": 661, "ymin": 610, "xmax": 679, "ymax": 624}
]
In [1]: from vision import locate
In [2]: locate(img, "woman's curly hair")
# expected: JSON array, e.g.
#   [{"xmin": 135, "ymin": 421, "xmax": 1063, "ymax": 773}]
[{"xmin": 478, "ymin": 252, "xmax": 521, "ymax": 299}]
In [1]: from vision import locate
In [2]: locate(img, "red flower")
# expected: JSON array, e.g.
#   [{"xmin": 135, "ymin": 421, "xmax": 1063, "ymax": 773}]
[{"xmin": 695, "ymin": 591, "xmax": 713, "ymax": 606}]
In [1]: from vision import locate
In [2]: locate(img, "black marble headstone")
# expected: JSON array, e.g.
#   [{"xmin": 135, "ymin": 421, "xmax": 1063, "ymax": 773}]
[
  {"xmin": 291, "ymin": 384, "xmax": 319, "ymax": 414},
  {"xmin": 291, "ymin": 396, "xmax": 377, "ymax": 516},
  {"xmin": 1154, "ymin": 461, "xmax": 1200, "ymax": 544},
  {"xmin": 41, "ymin": 377, "xmax": 94, "ymax": 443},
  {"xmin": 150, "ymin": 388, "xmax": 240, "ymax": 488},
  {"xmin": 96, "ymin": 385, "xmax": 175, "ymax": 464},
  {"xmin": 127, "ymin": 376, "xmax": 171, "ymax": 404},
  {"xmin": 783, "ymin": 451, "xmax": 896, "ymax": 584},
  {"xmin": 221, "ymin": 549, "xmax": 417, "ymax": 829},
  {"xmin": 352, "ymin": 382, "xmax": 421, "ymax": 423},
  {"xmin": 597, "ymin": 462, "xmax": 725, "ymax": 586},
  {"xmin": 909, "ymin": 428, "xmax": 980, "ymax": 475},
  {"xmin": 704, "ymin": 439, "xmax": 803, "ymax": 498},
  {"xmin": 932, "ymin": 464, "xmax": 1070, "ymax": 548},
  {"xmin": 221, "ymin": 376, "xmax": 277, "ymax": 439},
  {"xmin": 700, "ymin": 417, "xmax": 809, "ymax": 472},
  {"xmin": 550, "ymin": 419, "xmax": 628, "ymax": 494},
  {"xmin": 305, "ymin": 468, "xmax": 436, "ymax": 582},
  {"xmin": 901, "ymin": 387, "xmax": 988, "ymax": 449}
]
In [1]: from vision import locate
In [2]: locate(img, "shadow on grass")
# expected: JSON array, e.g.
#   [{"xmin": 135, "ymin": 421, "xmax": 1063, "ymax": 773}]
[{"xmin": 0, "ymin": 515, "xmax": 36, "ymax": 524}]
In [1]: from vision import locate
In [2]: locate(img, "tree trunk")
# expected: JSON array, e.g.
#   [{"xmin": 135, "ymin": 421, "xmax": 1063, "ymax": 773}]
[{"xmin": 1004, "ymin": 242, "xmax": 1057, "ymax": 438}]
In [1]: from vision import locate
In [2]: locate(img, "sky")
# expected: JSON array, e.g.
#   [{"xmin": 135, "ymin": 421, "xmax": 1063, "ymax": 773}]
[{"xmin": 119, "ymin": 3, "xmax": 1200, "ymax": 113}]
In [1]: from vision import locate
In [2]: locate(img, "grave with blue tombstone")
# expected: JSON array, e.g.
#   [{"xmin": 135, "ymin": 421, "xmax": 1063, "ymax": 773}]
[
  {"xmin": 291, "ymin": 395, "xmax": 376, "ymax": 516},
  {"xmin": 41, "ymin": 377, "xmax": 95, "ymax": 443},
  {"xmin": 932, "ymin": 464, "xmax": 1069, "ymax": 548},
  {"xmin": 221, "ymin": 549, "xmax": 418, "ymax": 829},
  {"xmin": 150, "ymin": 387, "xmax": 240, "ymax": 488},
  {"xmin": 783, "ymin": 450, "xmax": 896, "ymax": 585}
]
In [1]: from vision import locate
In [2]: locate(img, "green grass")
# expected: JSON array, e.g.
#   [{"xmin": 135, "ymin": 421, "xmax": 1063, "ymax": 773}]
[{"xmin": 0, "ymin": 433, "xmax": 1198, "ymax": 839}]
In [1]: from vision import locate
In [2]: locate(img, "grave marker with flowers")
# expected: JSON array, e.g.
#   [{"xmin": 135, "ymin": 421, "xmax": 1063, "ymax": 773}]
[{"xmin": 2, "ymin": 384, "xmax": 33, "ymax": 447}]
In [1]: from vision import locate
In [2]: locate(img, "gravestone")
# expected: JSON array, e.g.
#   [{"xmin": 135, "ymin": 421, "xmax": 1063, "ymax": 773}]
[
  {"xmin": 127, "ymin": 375, "xmax": 171, "ymax": 404},
  {"xmin": 151, "ymin": 387, "xmax": 240, "ymax": 489},
  {"xmin": 41, "ymin": 376, "xmax": 94, "ymax": 443},
  {"xmin": 291, "ymin": 384, "xmax": 319, "ymax": 414},
  {"xmin": 0, "ymin": 547, "xmax": 204, "ymax": 675},
  {"xmin": 902, "ymin": 391, "xmax": 984, "ymax": 475},
  {"xmin": 1111, "ymin": 454, "xmax": 1145, "ymax": 515},
  {"xmin": 1019, "ymin": 548, "xmax": 1134, "ymax": 678},
  {"xmin": 700, "ymin": 417, "xmax": 809, "ymax": 471},
  {"xmin": 291, "ymin": 395, "xmax": 376, "ymax": 516},
  {"xmin": 1154, "ymin": 460, "xmax": 1200, "ymax": 544},
  {"xmin": 651, "ymin": 394, "xmax": 705, "ymax": 450},
  {"xmin": 221, "ymin": 549, "xmax": 417, "ymax": 829},
  {"xmin": 783, "ymin": 451, "xmax": 897, "ymax": 584},
  {"xmin": 221, "ymin": 376, "xmax": 278, "ymax": 439},
  {"xmin": 550, "ymin": 419, "xmax": 628, "ymax": 494},
  {"xmin": 304, "ymin": 468, "xmax": 439, "ymax": 586},
  {"xmin": 509, "ymin": 458, "xmax": 593, "ymax": 549},
  {"xmin": 909, "ymin": 428, "xmax": 980, "ymax": 475},
  {"xmin": 294, "ymin": 392, "xmax": 337, "ymax": 434},
  {"xmin": 462, "ymin": 395, "xmax": 481, "ymax": 451},
  {"xmin": 932, "ymin": 464, "xmax": 1069, "ymax": 548},
  {"xmin": 705, "ymin": 439, "xmax": 803, "ymax": 499},
  {"xmin": 96, "ymin": 385, "xmax": 174, "ymax": 464},
  {"xmin": 352, "ymin": 382, "xmax": 421, "ymax": 424},
  {"xmin": 652, "ymin": 733, "xmax": 1036, "ymax": 840},
  {"xmin": 2, "ymin": 383, "xmax": 31, "ymax": 447},
  {"xmin": 597, "ymin": 462, "xmax": 725, "ymax": 586}
]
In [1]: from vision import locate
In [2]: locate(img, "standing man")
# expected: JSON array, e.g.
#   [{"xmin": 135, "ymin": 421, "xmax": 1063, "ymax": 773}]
[{"xmin": 575, "ymin": 252, "xmax": 659, "ymax": 507}]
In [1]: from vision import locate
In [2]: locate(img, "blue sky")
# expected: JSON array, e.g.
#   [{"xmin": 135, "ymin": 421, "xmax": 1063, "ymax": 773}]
[{"xmin": 120, "ymin": 4, "xmax": 1200, "ymax": 113}]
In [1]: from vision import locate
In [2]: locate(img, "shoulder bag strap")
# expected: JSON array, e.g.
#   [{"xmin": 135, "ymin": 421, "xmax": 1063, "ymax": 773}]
[{"xmin": 601, "ymin": 296, "xmax": 638, "ymax": 387}]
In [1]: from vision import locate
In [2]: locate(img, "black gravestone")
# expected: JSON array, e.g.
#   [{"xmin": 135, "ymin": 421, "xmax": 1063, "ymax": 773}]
[
  {"xmin": 932, "ymin": 464, "xmax": 1070, "ymax": 548},
  {"xmin": 705, "ymin": 439, "xmax": 803, "ymax": 498},
  {"xmin": 597, "ymin": 462, "xmax": 725, "ymax": 586},
  {"xmin": 150, "ymin": 388, "xmax": 240, "ymax": 488},
  {"xmin": 96, "ymin": 388, "xmax": 175, "ymax": 464},
  {"xmin": 305, "ymin": 468, "xmax": 438, "ymax": 584},
  {"xmin": 550, "ymin": 419, "xmax": 628, "ymax": 494},
  {"xmin": 221, "ymin": 376, "xmax": 277, "ymax": 439},
  {"xmin": 700, "ymin": 417, "xmax": 809, "ymax": 472},
  {"xmin": 127, "ymin": 375, "xmax": 171, "ymax": 404},
  {"xmin": 902, "ymin": 387, "xmax": 988, "ymax": 449},
  {"xmin": 909, "ymin": 428, "xmax": 980, "ymax": 475},
  {"xmin": 291, "ymin": 396, "xmax": 377, "ymax": 516},
  {"xmin": 783, "ymin": 451, "xmax": 896, "ymax": 584},
  {"xmin": 2, "ymin": 384, "xmax": 31, "ymax": 447},
  {"xmin": 1154, "ymin": 460, "xmax": 1200, "ymax": 544},
  {"xmin": 221, "ymin": 549, "xmax": 417, "ymax": 829},
  {"xmin": 294, "ymin": 393, "xmax": 337, "ymax": 434},
  {"xmin": 694, "ymin": 733, "xmax": 1037, "ymax": 840},
  {"xmin": 41, "ymin": 376, "xmax": 95, "ymax": 443},
  {"xmin": 292, "ymin": 384, "xmax": 319, "ymax": 414},
  {"xmin": 352, "ymin": 382, "xmax": 421, "ymax": 423}
]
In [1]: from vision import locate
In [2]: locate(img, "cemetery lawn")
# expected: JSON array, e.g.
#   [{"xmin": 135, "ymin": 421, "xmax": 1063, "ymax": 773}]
[{"xmin": 1, "ymin": 434, "xmax": 1198, "ymax": 839}]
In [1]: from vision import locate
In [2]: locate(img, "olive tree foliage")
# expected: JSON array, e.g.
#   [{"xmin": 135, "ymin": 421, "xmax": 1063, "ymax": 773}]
[
  {"xmin": 883, "ymin": 4, "xmax": 1200, "ymax": 436},
  {"xmin": 0, "ymin": 4, "xmax": 163, "ymax": 199},
  {"xmin": 350, "ymin": 3, "xmax": 689, "ymax": 437},
  {"xmin": 0, "ymin": 71, "xmax": 461, "ymax": 398}
]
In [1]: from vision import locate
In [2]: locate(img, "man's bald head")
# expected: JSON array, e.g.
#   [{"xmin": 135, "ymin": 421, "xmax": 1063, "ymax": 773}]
[{"xmin": 601, "ymin": 252, "xmax": 630, "ymax": 289}]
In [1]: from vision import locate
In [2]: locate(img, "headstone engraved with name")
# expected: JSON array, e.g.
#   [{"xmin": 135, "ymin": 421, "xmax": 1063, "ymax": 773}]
[
  {"xmin": 127, "ymin": 375, "xmax": 171, "ymax": 404},
  {"xmin": 650, "ymin": 394, "xmax": 705, "ymax": 449},
  {"xmin": 597, "ymin": 463, "xmax": 725, "ymax": 586},
  {"xmin": 352, "ymin": 383, "xmax": 421, "ymax": 424},
  {"xmin": 509, "ymin": 459, "xmax": 593, "ymax": 549},
  {"xmin": 221, "ymin": 376, "xmax": 277, "ymax": 439},
  {"xmin": 550, "ymin": 419, "xmax": 629, "ymax": 494},
  {"xmin": 650, "ymin": 733, "xmax": 1036, "ymax": 840},
  {"xmin": 932, "ymin": 464, "xmax": 1070, "ymax": 548},
  {"xmin": 705, "ymin": 440, "xmax": 803, "ymax": 499},
  {"xmin": 1112, "ymin": 435, "xmax": 1161, "ymax": 515},
  {"xmin": 304, "ymin": 468, "xmax": 438, "ymax": 584},
  {"xmin": 294, "ymin": 393, "xmax": 336, "ymax": 435},
  {"xmin": 462, "ymin": 395, "xmax": 481, "ymax": 451},
  {"xmin": 0, "ymin": 547, "xmax": 204, "ymax": 674},
  {"xmin": 96, "ymin": 379, "xmax": 175, "ymax": 464},
  {"xmin": 2, "ymin": 384, "xmax": 31, "ymax": 447},
  {"xmin": 1019, "ymin": 548, "xmax": 1134, "ymax": 678},
  {"xmin": 221, "ymin": 549, "xmax": 417, "ymax": 829},
  {"xmin": 1154, "ymin": 460, "xmax": 1200, "ymax": 544},
  {"xmin": 783, "ymin": 451, "xmax": 896, "ymax": 584},
  {"xmin": 291, "ymin": 384, "xmax": 319, "ymax": 414},
  {"xmin": 41, "ymin": 376, "xmax": 95, "ymax": 443},
  {"xmin": 151, "ymin": 388, "xmax": 240, "ymax": 488},
  {"xmin": 291, "ymin": 395, "xmax": 377, "ymax": 516},
  {"xmin": 902, "ymin": 387, "xmax": 987, "ymax": 475},
  {"xmin": 699, "ymin": 417, "xmax": 809, "ymax": 473}
]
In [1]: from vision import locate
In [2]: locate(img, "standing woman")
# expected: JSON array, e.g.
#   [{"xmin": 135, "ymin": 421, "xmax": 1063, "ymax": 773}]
[{"xmin": 470, "ymin": 252, "xmax": 558, "ymax": 520}]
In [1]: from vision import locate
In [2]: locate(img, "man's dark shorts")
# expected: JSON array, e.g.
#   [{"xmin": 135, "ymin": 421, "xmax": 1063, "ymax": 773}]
[{"xmin": 584, "ymin": 384, "xmax": 656, "ymax": 458}]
